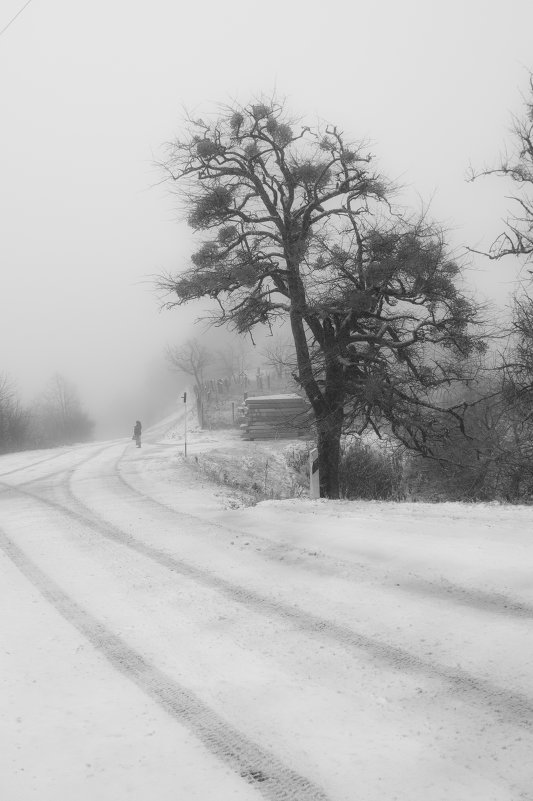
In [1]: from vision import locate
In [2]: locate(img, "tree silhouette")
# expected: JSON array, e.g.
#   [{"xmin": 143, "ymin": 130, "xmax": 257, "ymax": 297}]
[
  {"xmin": 166, "ymin": 338, "xmax": 211, "ymax": 427},
  {"xmin": 159, "ymin": 97, "xmax": 485, "ymax": 497},
  {"xmin": 35, "ymin": 374, "xmax": 94, "ymax": 446}
]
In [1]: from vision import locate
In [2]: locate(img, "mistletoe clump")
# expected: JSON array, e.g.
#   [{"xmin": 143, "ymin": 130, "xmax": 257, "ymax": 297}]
[{"xmin": 188, "ymin": 187, "xmax": 234, "ymax": 229}]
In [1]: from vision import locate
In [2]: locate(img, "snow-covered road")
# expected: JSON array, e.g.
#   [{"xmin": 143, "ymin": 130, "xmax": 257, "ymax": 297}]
[{"xmin": 1, "ymin": 424, "xmax": 532, "ymax": 801}]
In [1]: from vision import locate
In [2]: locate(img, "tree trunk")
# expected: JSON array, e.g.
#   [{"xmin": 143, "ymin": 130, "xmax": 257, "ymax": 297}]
[
  {"xmin": 316, "ymin": 403, "xmax": 344, "ymax": 499},
  {"xmin": 286, "ymin": 261, "xmax": 345, "ymax": 498},
  {"xmin": 316, "ymin": 321, "xmax": 346, "ymax": 499}
]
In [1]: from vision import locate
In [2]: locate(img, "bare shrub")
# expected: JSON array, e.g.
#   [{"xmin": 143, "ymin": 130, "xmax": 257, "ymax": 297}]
[{"xmin": 339, "ymin": 439, "xmax": 403, "ymax": 500}]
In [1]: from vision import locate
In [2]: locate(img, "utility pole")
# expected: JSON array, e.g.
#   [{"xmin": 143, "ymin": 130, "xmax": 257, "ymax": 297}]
[{"xmin": 182, "ymin": 391, "xmax": 187, "ymax": 457}]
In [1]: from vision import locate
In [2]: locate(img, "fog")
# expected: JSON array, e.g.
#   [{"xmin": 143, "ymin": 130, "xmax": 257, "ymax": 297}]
[{"xmin": 1, "ymin": 0, "xmax": 532, "ymax": 436}]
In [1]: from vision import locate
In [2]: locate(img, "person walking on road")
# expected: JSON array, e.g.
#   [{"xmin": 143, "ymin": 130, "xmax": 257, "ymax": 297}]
[{"xmin": 133, "ymin": 420, "xmax": 142, "ymax": 448}]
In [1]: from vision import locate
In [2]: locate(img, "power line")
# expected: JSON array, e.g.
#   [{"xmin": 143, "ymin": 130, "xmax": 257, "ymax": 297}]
[{"xmin": 0, "ymin": 0, "xmax": 35, "ymax": 39}]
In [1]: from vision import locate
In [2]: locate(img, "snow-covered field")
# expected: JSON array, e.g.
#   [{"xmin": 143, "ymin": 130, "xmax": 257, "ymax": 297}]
[{"xmin": 1, "ymin": 417, "xmax": 532, "ymax": 801}]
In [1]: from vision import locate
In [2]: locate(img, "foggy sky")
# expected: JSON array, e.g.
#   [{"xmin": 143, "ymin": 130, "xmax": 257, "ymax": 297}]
[{"xmin": 1, "ymin": 0, "xmax": 533, "ymax": 430}]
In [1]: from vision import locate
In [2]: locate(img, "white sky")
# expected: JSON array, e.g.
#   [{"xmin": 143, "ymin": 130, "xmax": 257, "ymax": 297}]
[{"xmin": 1, "ymin": 0, "xmax": 533, "ymax": 422}]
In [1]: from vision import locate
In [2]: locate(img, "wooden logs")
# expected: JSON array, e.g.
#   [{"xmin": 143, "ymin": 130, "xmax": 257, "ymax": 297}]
[{"xmin": 239, "ymin": 394, "xmax": 311, "ymax": 440}]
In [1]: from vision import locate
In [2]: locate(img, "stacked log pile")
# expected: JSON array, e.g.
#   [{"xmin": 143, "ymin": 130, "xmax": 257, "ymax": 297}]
[{"xmin": 239, "ymin": 394, "xmax": 311, "ymax": 440}]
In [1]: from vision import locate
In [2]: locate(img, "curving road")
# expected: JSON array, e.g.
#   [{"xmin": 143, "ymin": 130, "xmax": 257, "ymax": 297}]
[{"xmin": 1, "ymin": 426, "xmax": 532, "ymax": 801}]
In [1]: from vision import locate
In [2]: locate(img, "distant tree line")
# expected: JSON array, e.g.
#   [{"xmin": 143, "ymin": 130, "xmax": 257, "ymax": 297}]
[
  {"xmin": 0, "ymin": 374, "xmax": 29, "ymax": 454},
  {"xmin": 0, "ymin": 373, "xmax": 94, "ymax": 454}
]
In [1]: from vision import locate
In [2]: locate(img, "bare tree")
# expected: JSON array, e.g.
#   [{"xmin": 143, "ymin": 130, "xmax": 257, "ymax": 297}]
[
  {"xmin": 469, "ymin": 72, "xmax": 533, "ymax": 268},
  {"xmin": 261, "ymin": 333, "xmax": 296, "ymax": 381},
  {"xmin": 466, "ymin": 73, "xmax": 533, "ymax": 498},
  {"xmin": 159, "ymin": 97, "xmax": 485, "ymax": 497},
  {"xmin": 34, "ymin": 373, "xmax": 94, "ymax": 446},
  {"xmin": 496, "ymin": 289, "xmax": 533, "ymax": 496},
  {"xmin": 217, "ymin": 339, "xmax": 250, "ymax": 382},
  {"xmin": 166, "ymin": 338, "xmax": 211, "ymax": 427},
  {"xmin": 0, "ymin": 374, "xmax": 30, "ymax": 453}
]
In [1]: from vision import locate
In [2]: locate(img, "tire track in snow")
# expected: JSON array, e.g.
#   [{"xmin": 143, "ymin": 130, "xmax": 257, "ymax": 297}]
[
  {"xmin": 0, "ymin": 442, "xmax": 125, "ymax": 503},
  {"xmin": 0, "ymin": 441, "xmax": 122, "ymax": 485},
  {"xmin": 4, "ymin": 475, "xmax": 533, "ymax": 732},
  {"xmin": 14, "ymin": 438, "xmax": 533, "ymax": 623},
  {"xmin": 0, "ymin": 445, "xmax": 116, "ymax": 499},
  {"xmin": 113, "ymin": 450, "xmax": 533, "ymax": 621},
  {"xmin": 0, "ymin": 448, "xmax": 73, "ymax": 478},
  {"xmin": 0, "ymin": 528, "xmax": 331, "ymax": 801}
]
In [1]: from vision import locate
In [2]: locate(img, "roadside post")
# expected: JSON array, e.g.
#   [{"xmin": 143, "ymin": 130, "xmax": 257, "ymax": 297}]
[
  {"xmin": 182, "ymin": 391, "xmax": 187, "ymax": 457},
  {"xmin": 309, "ymin": 447, "xmax": 320, "ymax": 499}
]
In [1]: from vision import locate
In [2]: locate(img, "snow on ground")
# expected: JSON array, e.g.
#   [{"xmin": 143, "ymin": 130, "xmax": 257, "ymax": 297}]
[{"xmin": 0, "ymin": 417, "xmax": 532, "ymax": 801}]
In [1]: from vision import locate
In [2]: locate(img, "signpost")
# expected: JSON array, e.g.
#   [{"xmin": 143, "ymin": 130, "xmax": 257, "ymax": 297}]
[
  {"xmin": 309, "ymin": 447, "xmax": 320, "ymax": 499},
  {"xmin": 182, "ymin": 391, "xmax": 187, "ymax": 457}
]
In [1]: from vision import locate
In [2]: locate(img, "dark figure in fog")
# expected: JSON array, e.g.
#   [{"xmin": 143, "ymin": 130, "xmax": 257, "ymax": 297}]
[{"xmin": 133, "ymin": 420, "xmax": 142, "ymax": 448}]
